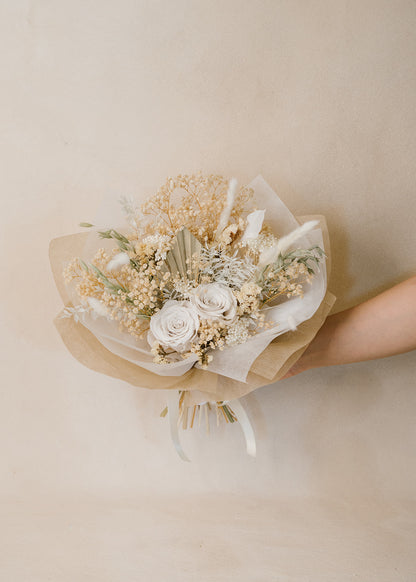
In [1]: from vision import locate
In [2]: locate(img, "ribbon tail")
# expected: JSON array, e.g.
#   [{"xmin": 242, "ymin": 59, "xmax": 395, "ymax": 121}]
[
  {"xmin": 167, "ymin": 391, "xmax": 191, "ymax": 462},
  {"xmin": 230, "ymin": 399, "xmax": 257, "ymax": 457}
]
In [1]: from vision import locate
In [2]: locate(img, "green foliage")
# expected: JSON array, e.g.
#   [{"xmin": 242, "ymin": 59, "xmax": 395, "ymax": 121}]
[
  {"xmin": 98, "ymin": 229, "xmax": 134, "ymax": 253},
  {"xmin": 277, "ymin": 245, "xmax": 325, "ymax": 275}
]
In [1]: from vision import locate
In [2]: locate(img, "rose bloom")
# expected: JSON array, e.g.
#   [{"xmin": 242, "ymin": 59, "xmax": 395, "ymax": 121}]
[
  {"xmin": 190, "ymin": 283, "xmax": 237, "ymax": 322},
  {"xmin": 149, "ymin": 300, "xmax": 199, "ymax": 353}
]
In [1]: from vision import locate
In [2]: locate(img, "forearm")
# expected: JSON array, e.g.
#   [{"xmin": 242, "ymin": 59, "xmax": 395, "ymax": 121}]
[{"xmin": 298, "ymin": 276, "xmax": 416, "ymax": 372}]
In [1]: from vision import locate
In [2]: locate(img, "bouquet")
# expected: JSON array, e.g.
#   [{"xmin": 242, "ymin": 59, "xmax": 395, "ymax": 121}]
[{"xmin": 50, "ymin": 174, "xmax": 335, "ymax": 459}]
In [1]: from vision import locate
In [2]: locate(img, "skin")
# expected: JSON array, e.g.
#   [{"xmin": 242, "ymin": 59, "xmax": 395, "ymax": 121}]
[{"xmin": 282, "ymin": 275, "xmax": 416, "ymax": 379}]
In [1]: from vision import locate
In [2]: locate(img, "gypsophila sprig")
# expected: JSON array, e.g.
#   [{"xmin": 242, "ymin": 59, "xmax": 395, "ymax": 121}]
[{"xmin": 141, "ymin": 173, "xmax": 253, "ymax": 241}]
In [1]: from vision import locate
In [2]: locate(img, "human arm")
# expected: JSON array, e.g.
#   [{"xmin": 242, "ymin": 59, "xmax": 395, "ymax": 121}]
[{"xmin": 282, "ymin": 275, "xmax": 416, "ymax": 378}]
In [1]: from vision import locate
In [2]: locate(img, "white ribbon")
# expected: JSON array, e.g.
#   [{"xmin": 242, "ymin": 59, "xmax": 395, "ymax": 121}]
[
  {"xmin": 167, "ymin": 391, "xmax": 190, "ymax": 462},
  {"xmin": 229, "ymin": 399, "xmax": 257, "ymax": 457},
  {"xmin": 167, "ymin": 393, "xmax": 256, "ymax": 461}
]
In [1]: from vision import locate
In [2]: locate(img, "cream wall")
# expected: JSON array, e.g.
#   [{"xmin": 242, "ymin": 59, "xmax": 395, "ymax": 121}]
[{"xmin": 1, "ymin": 1, "xmax": 415, "ymax": 580}]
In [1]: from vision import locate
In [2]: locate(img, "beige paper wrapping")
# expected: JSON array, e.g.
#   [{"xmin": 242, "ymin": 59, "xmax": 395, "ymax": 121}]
[{"xmin": 50, "ymin": 216, "xmax": 336, "ymax": 406}]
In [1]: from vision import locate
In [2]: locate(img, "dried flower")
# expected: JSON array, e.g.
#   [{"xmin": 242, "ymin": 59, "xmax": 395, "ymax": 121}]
[
  {"xmin": 215, "ymin": 178, "xmax": 238, "ymax": 239},
  {"xmin": 190, "ymin": 283, "xmax": 237, "ymax": 322},
  {"xmin": 149, "ymin": 300, "xmax": 200, "ymax": 353},
  {"xmin": 107, "ymin": 252, "xmax": 130, "ymax": 271},
  {"xmin": 225, "ymin": 318, "xmax": 251, "ymax": 346},
  {"xmin": 240, "ymin": 209, "xmax": 265, "ymax": 242}
]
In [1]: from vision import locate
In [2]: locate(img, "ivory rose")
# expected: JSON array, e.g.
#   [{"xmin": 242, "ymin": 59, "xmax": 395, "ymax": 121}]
[
  {"xmin": 149, "ymin": 300, "xmax": 199, "ymax": 353},
  {"xmin": 190, "ymin": 283, "xmax": 237, "ymax": 322}
]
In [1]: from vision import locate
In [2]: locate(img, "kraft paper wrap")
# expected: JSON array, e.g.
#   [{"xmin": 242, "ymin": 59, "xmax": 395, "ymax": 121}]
[{"xmin": 50, "ymin": 215, "xmax": 336, "ymax": 407}]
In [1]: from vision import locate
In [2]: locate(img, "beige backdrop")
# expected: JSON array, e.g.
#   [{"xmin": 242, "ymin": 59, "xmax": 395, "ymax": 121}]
[{"xmin": 1, "ymin": 1, "xmax": 415, "ymax": 580}]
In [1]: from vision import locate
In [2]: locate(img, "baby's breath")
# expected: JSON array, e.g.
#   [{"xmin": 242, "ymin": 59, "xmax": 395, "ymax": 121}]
[
  {"xmin": 225, "ymin": 318, "xmax": 251, "ymax": 346},
  {"xmin": 141, "ymin": 173, "xmax": 253, "ymax": 242}
]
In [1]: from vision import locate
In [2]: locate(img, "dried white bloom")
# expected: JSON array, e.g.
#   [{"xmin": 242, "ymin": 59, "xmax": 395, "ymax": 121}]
[
  {"xmin": 141, "ymin": 234, "xmax": 172, "ymax": 261},
  {"xmin": 235, "ymin": 282, "xmax": 262, "ymax": 315},
  {"xmin": 172, "ymin": 277, "xmax": 195, "ymax": 299},
  {"xmin": 225, "ymin": 318, "xmax": 250, "ymax": 346},
  {"xmin": 219, "ymin": 223, "xmax": 239, "ymax": 246},
  {"xmin": 60, "ymin": 305, "xmax": 87, "ymax": 323},
  {"xmin": 257, "ymin": 221, "xmax": 319, "ymax": 268},
  {"xmin": 275, "ymin": 220, "xmax": 319, "ymax": 256},
  {"xmin": 257, "ymin": 243, "xmax": 279, "ymax": 269},
  {"xmin": 107, "ymin": 252, "xmax": 130, "ymax": 271},
  {"xmin": 119, "ymin": 195, "xmax": 140, "ymax": 229},
  {"xmin": 190, "ymin": 283, "xmax": 237, "ymax": 322},
  {"xmin": 240, "ymin": 209, "xmax": 265, "ymax": 242},
  {"xmin": 87, "ymin": 297, "xmax": 108, "ymax": 317},
  {"xmin": 149, "ymin": 300, "xmax": 199, "ymax": 353},
  {"xmin": 215, "ymin": 178, "xmax": 238, "ymax": 239}
]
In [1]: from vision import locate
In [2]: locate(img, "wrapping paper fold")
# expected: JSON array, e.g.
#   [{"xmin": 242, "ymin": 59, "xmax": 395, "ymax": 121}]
[{"xmin": 50, "ymin": 214, "xmax": 336, "ymax": 407}]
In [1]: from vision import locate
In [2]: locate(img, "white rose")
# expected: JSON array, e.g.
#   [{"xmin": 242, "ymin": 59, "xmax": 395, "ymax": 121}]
[
  {"xmin": 149, "ymin": 300, "xmax": 199, "ymax": 353},
  {"xmin": 190, "ymin": 283, "xmax": 237, "ymax": 322}
]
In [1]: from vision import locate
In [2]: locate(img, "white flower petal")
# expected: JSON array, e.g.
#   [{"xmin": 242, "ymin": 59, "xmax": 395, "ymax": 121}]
[
  {"xmin": 87, "ymin": 297, "xmax": 108, "ymax": 318},
  {"xmin": 241, "ymin": 209, "xmax": 265, "ymax": 242},
  {"xmin": 107, "ymin": 252, "xmax": 130, "ymax": 271}
]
